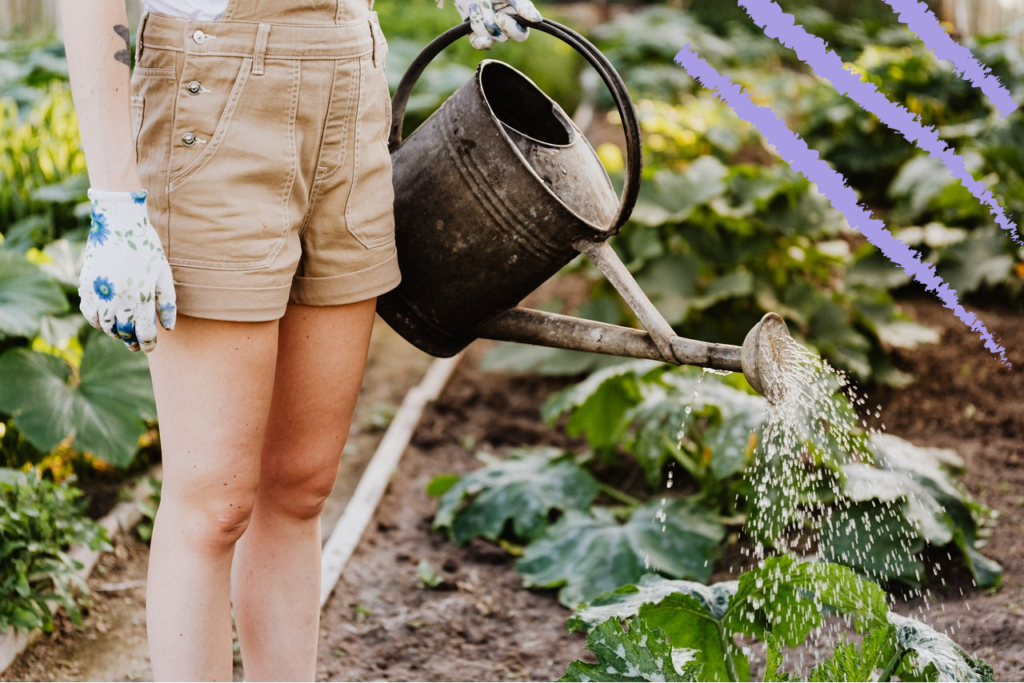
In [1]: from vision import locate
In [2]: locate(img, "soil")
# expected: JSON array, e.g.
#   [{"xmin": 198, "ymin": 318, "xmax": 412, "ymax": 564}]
[{"xmin": 4, "ymin": 296, "xmax": 1023, "ymax": 682}]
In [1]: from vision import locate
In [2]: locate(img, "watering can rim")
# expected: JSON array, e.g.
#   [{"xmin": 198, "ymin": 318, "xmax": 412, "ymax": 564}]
[
  {"xmin": 479, "ymin": 60, "xmax": 579, "ymax": 152},
  {"xmin": 387, "ymin": 17, "xmax": 643, "ymax": 236},
  {"xmin": 473, "ymin": 59, "xmax": 619, "ymax": 235}
]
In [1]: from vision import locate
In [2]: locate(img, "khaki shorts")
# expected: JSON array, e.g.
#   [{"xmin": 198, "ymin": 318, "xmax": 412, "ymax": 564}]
[{"xmin": 130, "ymin": 10, "xmax": 401, "ymax": 321}]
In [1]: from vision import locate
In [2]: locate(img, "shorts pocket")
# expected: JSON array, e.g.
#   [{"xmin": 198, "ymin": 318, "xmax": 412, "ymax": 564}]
[
  {"xmin": 344, "ymin": 53, "xmax": 396, "ymax": 250},
  {"xmin": 165, "ymin": 58, "xmax": 302, "ymax": 270}
]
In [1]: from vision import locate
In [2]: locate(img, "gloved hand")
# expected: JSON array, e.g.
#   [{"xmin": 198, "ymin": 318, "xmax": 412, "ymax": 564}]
[
  {"xmin": 440, "ymin": 0, "xmax": 543, "ymax": 50},
  {"xmin": 78, "ymin": 189, "xmax": 177, "ymax": 353}
]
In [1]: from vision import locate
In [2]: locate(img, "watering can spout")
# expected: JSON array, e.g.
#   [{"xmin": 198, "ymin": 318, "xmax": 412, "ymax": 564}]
[{"xmin": 477, "ymin": 309, "xmax": 792, "ymax": 405}]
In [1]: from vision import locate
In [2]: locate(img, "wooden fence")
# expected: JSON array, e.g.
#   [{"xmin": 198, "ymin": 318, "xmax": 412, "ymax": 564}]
[{"xmin": 941, "ymin": 0, "xmax": 1024, "ymax": 37}]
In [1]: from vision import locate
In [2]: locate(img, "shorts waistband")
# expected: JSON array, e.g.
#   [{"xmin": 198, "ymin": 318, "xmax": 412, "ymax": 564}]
[{"xmin": 137, "ymin": 11, "xmax": 378, "ymax": 61}]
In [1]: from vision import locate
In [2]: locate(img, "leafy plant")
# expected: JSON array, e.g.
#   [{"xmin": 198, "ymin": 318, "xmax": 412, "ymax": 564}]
[
  {"xmin": 0, "ymin": 326, "xmax": 157, "ymax": 468},
  {"xmin": 517, "ymin": 497, "xmax": 725, "ymax": 607},
  {"xmin": 542, "ymin": 364, "xmax": 1000, "ymax": 588},
  {"xmin": 563, "ymin": 557, "xmax": 992, "ymax": 682},
  {"xmin": 0, "ymin": 467, "xmax": 111, "ymax": 634},
  {"xmin": 431, "ymin": 447, "xmax": 600, "ymax": 545},
  {"xmin": 561, "ymin": 616, "xmax": 697, "ymax": 682}
]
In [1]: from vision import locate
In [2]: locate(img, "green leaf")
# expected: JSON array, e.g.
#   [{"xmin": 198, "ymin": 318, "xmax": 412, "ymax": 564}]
[
  {"xmin": 0, "ymin": 249, "xmax": 68, "ymax": 340},
  {"xmin": 939, "ymin": 226, "xmax": 1015, "ymax": 295},
  {"xmin": 560, "ymin": 617, "xmax": 698, "ymax": 682},
  {"xmin": 432, "ymin": 447, "xmax": 600, "ymax": 545},
  {"xmin": 416, "ymin": 560, "xmax": 444, "ymax": 589},
  {"xmin": 29, "ymin": 239, "xmax": 83, "ymax": 289},
  {"xmin": 517, "ymin": 498, "xmax": 725, "ymax": 608},
  {"xmin": 820, "ymin": 500, "xmax": 926, "ymax": 585},
  {"xmin": 569, "ymin": 574, "xmax": 736, "ymax": 635},
  {"xmin": 807, "ymin": 624, "xmax": 897, "ymax": 682},
  {"xmin": 425, "ymin": 474, "xmax": 460, "ymax": 498},
  {"xmin": 541, "ymin": 361, "xmax": 657, "ymax": 448},
  {"xmin": 953, "ymin": 529, "xmax": 1003, "ymax": 591},
  {"xmin": 839, "ymin": 463, "xmax": 955, "ymax": 546},
  {"xmin": 725, "ymin": 557, "xmax": 888, "ymax": 648},
  {"xmin": 634, "ymin": 254, "xmax": 701, "ymax": 326},
  {"xmin": 0, "ymin": 329, "xmax": 155, "ymax": 467},
  {"xmin": 631, "ymin": 157, "xmax": 728, "ymax": 227},
  {"xmin": 889, "ymin": 612, "xmax": 994, "ymax": 682}
]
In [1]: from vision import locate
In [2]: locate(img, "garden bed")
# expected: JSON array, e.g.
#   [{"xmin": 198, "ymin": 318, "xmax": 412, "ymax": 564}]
[
  {"xmin": 317, "ymin": 295, "xmax": 1024, "ymax": 682},
  {"xmin": 3, "ymin": 296, "xmax": 1022, "ymax": 682}
]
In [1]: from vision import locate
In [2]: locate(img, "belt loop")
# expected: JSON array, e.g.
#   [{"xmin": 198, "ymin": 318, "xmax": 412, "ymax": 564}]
[
  {"xmin": 135, "ymin": 11, "xmax": 150, "ymax": 65},
  {"xmin": 253, "ymin": 23, "xmax": 271, "ymax": 76},
  {"xmin": 368, "ymin": 18, "xmax": 376, "ymax": 67}
]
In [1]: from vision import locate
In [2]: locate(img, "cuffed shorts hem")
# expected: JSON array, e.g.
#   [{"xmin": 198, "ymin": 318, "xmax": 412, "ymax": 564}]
[
  {"xmin": 289, "ymin": 247, "xmax": 401, "ymax": 306},
  {"xmin": 172, "ymin": 281, "xmax": 293, "ymax": 322}
]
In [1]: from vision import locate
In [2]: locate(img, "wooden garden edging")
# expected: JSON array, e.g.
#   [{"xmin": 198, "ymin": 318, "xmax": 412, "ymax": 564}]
[{"xmin": 319, "ymin": 354, "xmax": 462, "ymax": 607}]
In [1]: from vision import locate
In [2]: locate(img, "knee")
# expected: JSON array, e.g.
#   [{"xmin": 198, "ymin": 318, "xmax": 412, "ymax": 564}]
[
  {"xmin": 160, "ymin": 484, "xmax": 258, "ymax": 552},
  {"xmin": 259, "ymin": 466, "xmax": 338, "ymax": 521}
]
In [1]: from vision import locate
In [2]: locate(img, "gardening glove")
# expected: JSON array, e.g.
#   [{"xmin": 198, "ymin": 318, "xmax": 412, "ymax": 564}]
[
  {"xmin": 78, "ymin": 189, "xmax": 177, "ymax": 353},
  {"xmin": 440, "ymin": 0, "xmax": 543, "ymax": 50}
]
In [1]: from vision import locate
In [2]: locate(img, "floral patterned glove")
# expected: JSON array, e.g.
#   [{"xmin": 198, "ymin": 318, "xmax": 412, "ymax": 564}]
[
  {"xmin": 78, "ymin": 189, "xmax": 177, "ymax": 353},
  {"xmin": 441, "ymin": 0, "xmax": 543, "ymax": 50}
]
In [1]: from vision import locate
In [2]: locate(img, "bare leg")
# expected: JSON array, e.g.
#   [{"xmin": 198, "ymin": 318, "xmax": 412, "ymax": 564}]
[
  {"xmin": 231, "ymin": 299, "xmax": 376, "ymax": 681},
  {"xmin": 145, "ymin": 314, "xmax": 279, "ymax": 682}
]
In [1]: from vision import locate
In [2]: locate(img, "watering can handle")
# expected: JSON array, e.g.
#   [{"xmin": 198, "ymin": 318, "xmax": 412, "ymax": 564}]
[{"xmin": 388, "ymin": 18, "xmax": 643, "ymax": 234}]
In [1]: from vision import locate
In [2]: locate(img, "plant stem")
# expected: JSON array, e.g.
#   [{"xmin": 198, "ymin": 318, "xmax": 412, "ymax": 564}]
[
  {"xmin": 877, "ymin": 646, "xmax": 906, "ymax": 682},
  {"xmin": 598, "ymin": 482, "xmax": 642, "ymax": 508}
]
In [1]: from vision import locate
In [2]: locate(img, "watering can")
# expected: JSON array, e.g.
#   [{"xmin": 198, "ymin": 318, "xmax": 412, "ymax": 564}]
[{"xmin": 377, "ymin": 19, "xmax": 792, "ymax": 403}]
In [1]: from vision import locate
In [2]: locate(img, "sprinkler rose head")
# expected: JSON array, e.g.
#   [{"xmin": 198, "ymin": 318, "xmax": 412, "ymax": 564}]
[{"xmin": 741, "ymin": 312, "xmax": 793, "ymax": 405}]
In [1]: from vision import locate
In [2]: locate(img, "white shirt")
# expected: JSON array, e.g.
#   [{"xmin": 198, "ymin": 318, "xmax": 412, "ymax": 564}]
[{"xmin": 142, "ymin": 0, "xmax": 229, "ymax": 20}]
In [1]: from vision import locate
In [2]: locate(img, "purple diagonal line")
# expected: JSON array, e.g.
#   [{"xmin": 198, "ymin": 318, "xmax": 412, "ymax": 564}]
[
  {"xmin": 884, "ymin": 0, "xmax": 1018, "ymax": 118},
  {"xmin": 738, "ymin": 0, "xmax": 1021, "ymax": 247},
  {"xmin": 673, "ymin": 46, "xmax": 1009, "ymax": 367}
]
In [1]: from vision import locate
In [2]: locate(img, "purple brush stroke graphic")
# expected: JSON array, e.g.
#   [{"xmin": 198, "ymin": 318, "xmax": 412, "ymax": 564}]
[
  {"xmin": 884, "ymin": 0, "xmax": 1018, "ymax": 118},
  {"xmin": 673, "ymin": 46, "xmax": 1010, "ymax": 367},
  {"xmin": 738, "ymin": 0, "xmax": 1021, "ymax": 247}
]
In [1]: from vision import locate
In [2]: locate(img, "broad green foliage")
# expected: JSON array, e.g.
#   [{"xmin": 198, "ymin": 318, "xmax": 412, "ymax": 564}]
[
  {"xmin": 431, "ymin": 447, "xmax": 600, "ymax": 545},
  {"xmin": 822, "ymin": 435, "xmax": 1002, "ymax": 588},
  {"xmin": 565, "ymin": 558, "xmax": 992, "ymax": 683},
  {"xmin": 888, "ymin": 612, "xmax": 994, "ymax": 682},
  {"xmin": 517, "ymin": 498, "xmax": 725, "ymax": 608},
  {"xmin": 560, "ymin": 617, "xmax": 698, "ymax": 683},
  {"xmin": 0, "ymin": 247, "xmax": 68, "ymax": 339},
  {"xmin": 568, "ymin": 558, "xmax": 887, "ymax": 682},
  {"xmin": 539, "ymin": 365, "xmax": 1000, "ymax": 588},
  {"xmin": 0, "ymin": 328, "xmax": 156, "ymax": 468},
  {"xmin": 0, "ymin": 467, "xmax": 111, "ymax": 634},
  {"xmin": 0, "ymin": 85, "xmax": 88, "ymax": 244}
]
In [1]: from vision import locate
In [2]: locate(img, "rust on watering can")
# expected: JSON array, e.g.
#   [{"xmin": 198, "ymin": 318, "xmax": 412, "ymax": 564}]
[{"xmin": 377, "ymin": 19, "xmax": 792, "ymax": 402}]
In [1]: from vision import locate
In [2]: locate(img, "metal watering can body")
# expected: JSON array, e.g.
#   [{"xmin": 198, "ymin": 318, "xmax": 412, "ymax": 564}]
[{"xmin": 379, "ymin": 20, "xmax": 791, "ymax": 402}]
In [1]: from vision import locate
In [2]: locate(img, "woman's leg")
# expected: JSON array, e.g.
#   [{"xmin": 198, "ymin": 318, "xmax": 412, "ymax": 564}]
[
  {"xmin": 145, "ymin": 314, "xmax": 280, "ymax": 682},
  {"xmin": 230, "ymin": 298, "xmax": 377, "ymax": 681}
]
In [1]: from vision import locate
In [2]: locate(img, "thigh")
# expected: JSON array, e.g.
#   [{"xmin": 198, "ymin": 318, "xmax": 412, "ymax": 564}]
[
  {"xmin": 146, "ymin": 314, "xmax": 279, "ymax": 510},
  {"xmin": 257, "ymin": 299, "xmax": 377, "ymax": 489}
]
